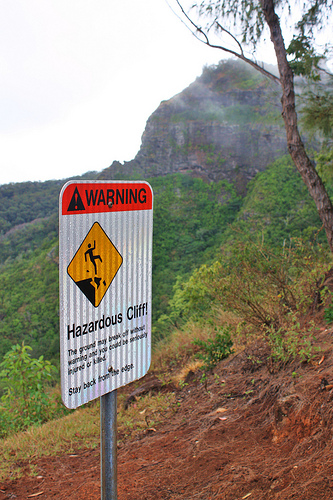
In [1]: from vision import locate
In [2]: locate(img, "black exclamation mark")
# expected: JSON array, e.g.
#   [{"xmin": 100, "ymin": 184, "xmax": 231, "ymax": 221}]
[{"xmin": 67, "ymin": 186, "xmax": 85, "ymax": 212}]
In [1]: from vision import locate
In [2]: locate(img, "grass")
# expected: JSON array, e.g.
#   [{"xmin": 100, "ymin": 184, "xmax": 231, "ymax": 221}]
[
  {"xmin": 151, "ymin": 319, "xmax": 222, "ymax": 373},
  {"xmin": 0, "ymin": 327, "xmax": 202, "ymax": 481},
  {"xmin": 0, "ymin": 402, "xmax": 99, "ymax": 480},
  {"xmin": 0, "ymin": 385, "xmax": 177, "ymax": 481}
]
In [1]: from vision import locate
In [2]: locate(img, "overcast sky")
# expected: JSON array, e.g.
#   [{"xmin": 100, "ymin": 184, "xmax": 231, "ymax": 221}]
[{"xmin": 0, "ymin": 0, "xmax": 278, "ymax": 186}]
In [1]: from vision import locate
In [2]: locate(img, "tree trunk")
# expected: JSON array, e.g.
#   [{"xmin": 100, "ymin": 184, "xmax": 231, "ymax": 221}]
[{"xmin": 261, "ymin": 0, "xmax": 333, "ymax": 252}]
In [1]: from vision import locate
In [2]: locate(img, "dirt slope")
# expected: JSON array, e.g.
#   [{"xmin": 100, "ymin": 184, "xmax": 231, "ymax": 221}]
[{"xmin": 1, "ymin": 329, "xmax": 333, "ymax": 500}]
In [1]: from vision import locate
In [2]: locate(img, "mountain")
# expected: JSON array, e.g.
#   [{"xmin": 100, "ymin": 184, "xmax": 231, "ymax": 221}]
[
  {"xmin": 0, "ymin": 59, "xmax": 321, "ymax": 367},
  {"xmin": 100, "ymin": 60, "xmax": 288, "ymax": 194}
]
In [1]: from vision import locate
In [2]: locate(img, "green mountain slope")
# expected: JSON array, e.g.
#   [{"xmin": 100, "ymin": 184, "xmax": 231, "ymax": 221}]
[
  {"xmin": 227, "ymin": 156, "xmax": 326, "ymax": 247},
  {"xmin": 0, "ymin": 173, "xmax": 241, "ymax": 364}
]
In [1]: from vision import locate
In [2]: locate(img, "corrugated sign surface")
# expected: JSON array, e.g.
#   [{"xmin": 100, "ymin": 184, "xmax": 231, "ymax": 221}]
[{"xmin": 59, "ymin": 180, "xmax": 153, "ymax": 408}]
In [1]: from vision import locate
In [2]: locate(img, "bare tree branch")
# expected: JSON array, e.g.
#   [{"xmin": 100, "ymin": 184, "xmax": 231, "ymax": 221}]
[
  {"xmin": 215, "ymin": 21, "xmax": 244, "ymax": 57},
  {"xmin": 318, "ymin": 66, "xmax": 333, "ymax": 77},
  {"xmin": 171, "ymin": 0, "xmax": 280, "ymax": 85}
]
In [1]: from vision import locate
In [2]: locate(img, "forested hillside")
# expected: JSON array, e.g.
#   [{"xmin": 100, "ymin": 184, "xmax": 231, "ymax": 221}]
[
  {"xmin": 0, "ymin": 172, "xmax": 241, "ymax": 364},
  {"xmin": 0, "ymin": 159, "xmax": 325, "ymax": 368},
  {"xmin": 0, "ymin": 174, "xmax": 98, "ymax": 363}
]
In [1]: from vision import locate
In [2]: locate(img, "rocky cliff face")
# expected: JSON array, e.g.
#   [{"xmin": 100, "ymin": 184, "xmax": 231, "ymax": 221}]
[{"xmin": 101, "ymin": 60, "xmax": 288, "ymax": 193}]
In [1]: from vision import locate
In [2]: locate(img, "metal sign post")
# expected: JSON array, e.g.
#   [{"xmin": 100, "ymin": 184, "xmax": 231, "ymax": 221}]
[
  {"xmin": 59, "ymin": 180, "xmax": 153, "ymax": 499},
  {"xmin": 101, "ymin": 390, "xmax": 117, "ymax": 500}
]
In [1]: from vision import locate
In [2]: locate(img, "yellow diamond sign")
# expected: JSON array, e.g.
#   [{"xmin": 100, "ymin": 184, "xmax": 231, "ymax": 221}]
[{"xmin": 67, "ymin": 222, "xmax": 123, "ymax": 307}]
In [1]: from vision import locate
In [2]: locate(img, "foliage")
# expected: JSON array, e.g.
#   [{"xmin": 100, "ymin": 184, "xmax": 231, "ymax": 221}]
[
  {"xmin": 229, "ymin": 156, "xmax": 327, "ymax": 247},
  {"xmin": 0, "ymin": 213, "xmax": 58, "ymax": 264},
  {"xmin": 168, "ymin": 156, "xmax": 329, "ymax": 328},
  {"xmin": 0, "ymin": 170, "xmax": 97, "ymax": 238},
  {"xmin": 150, "ymin": 173, "xmax": 241, "ymax": 328},
  {"xmin": 299, "ymin": 75, "xmax": 333, "ymax": 200},
  {"xmin": 267, "ymin": 314, "xmax": 316, "ymax": 363},
  {"xmin": 0, "ymin": 56, "xmax": 332, "ymax": 436},
  {"xmin": 169, "ymin": 265, "xmax": 216, "ymax": 322},
  {"xmin": 324, "ymin": 293, "xmax": 333, "ymax": 324},
  {"xmin": 194, "ymin": 0, "xmax": 265, "ymax": 47},
  {"xmin": 0, "ymin": 180, "xmax": 62, "ymax": 236},
  {"xmin": 191, "ymin": 0, "xmax": 332, "ymax": 76},
  {"xmin": 0, "ymin": 343, "xmax": 68, "ymax": 437},
  {"xmin": 287, "ymin": 34, "xmax": 324, "ymax": 79},
  {"xmin": 301, "ymin": 85, "xmax": 333, "ymax": 138},
  {"xmin": 0, "ymin": 239, "xmax": 60, "ymax": 364},
  {"xmin": 192, "ymin": 244, "xmax": 310, "ymax": 323},
  {"xmin": 193, "ymin": 327, "xmax": 233, "ymax": 372},
  {"xmin": 173, "ymin": 237, "xmax": 330, "ymax": 363},
  {"xmin": 315, "ymin": 148, "xmax": 333, "ymax": 193},
  {"xmin": 201, "ymin": 59, "xmax": 266, "ymax": 89},
  {"xmin": 0, "ymin": 155, "xmax": 329, "ymax": 365}
]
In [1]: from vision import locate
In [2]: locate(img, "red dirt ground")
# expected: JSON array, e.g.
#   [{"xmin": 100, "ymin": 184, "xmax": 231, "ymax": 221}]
[{"xmin": 1, "ymin": 329, "xmax": 333, "ymax": 499}]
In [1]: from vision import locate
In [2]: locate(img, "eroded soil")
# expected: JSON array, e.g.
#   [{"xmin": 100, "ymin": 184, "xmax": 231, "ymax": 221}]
[{"xmin": 1, "ymin": 329, "xmax": 333, "ymax": 499}]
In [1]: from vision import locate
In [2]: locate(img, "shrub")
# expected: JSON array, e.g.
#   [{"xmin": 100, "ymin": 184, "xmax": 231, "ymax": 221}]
[
  {"xmin": 176, "ymin": 238, "xmax": 330, "ymax": 365},
  {"xmin": 267, "ymin": 314, "xmax": 316, "ymax": 363},
  {"xmin": 193, "ymin": 327, "xmax": 234, "ymax": 373},
  {"xmin": 0, "ymin": 343, "xmax": 68, "ymax": 437},
  {"xmin": 324, "ymin": 292, "xmax": 333, "ymax": 324}
]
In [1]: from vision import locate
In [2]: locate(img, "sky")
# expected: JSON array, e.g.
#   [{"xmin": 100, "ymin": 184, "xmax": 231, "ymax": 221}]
[{"xmin": 0, "ymin": 0, "xmax": 279, "ymax": 186}]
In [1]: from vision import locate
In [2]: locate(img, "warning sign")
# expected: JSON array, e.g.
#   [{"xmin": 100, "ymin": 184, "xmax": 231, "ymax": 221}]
[
  {"xmin": 59, "ymin": 180, "xmax": 153, "ymax": 409},
  {"xmin": 67, "ymin": 222, "xmax": 123, "ymax": 307},
  {"xmin": 61, "ymin": 181, "xmax": 152, "ymax": 215}
]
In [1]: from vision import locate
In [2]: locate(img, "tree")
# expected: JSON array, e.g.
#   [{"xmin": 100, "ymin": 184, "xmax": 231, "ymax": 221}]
[{"xmin": 172, "ymin": 0, "xmax": 333, "ymax": 251}]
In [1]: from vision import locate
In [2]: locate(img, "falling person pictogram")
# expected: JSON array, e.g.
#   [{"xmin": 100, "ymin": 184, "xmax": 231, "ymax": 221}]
[
  {"xmin": 85, "ymin": 241, "xmax": 102, "ymax": 275},
  {"xmin": 67, "ymin": 222, "xmax": 123, "ymax": 307}
]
